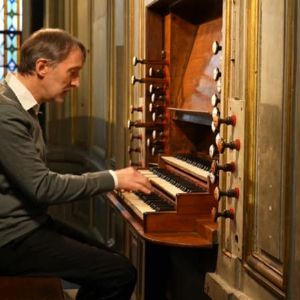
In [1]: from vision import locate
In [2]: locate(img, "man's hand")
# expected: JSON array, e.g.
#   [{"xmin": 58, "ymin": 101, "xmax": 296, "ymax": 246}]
[{"xmin": 115, "ymin": 167, "xmax": 152, "ymax": 194}]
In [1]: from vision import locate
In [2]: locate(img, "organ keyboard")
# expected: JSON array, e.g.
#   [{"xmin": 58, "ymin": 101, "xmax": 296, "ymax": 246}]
[
  {"xmin": 120, "ymin": 191, "xmax": 175, "ymax": 220},
  {"xmin": 120, "ymin": 192, "xmax": 155, "ymax": 220},
  {"xmin": 139, "ymin": 169, "xmax": 187, "ymax": 198},
  {"xmin": 160, "ymin": 155, "xmax": 211, "ymax": 182},
  {"xmin": 111, "ymin": 153, "xmax": 218, "ymax": 247}
]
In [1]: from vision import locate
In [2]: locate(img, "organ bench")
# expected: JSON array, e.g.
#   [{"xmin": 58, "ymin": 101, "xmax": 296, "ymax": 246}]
[{"xmin": 0, "ymin": 276, "xmax": 65, "ymax": 300}]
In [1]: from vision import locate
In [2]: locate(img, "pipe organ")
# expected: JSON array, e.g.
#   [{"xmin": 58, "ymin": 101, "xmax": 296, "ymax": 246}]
[{"xmin": 105, "ymin": 0, "xmax": 298, "ymax": 299}]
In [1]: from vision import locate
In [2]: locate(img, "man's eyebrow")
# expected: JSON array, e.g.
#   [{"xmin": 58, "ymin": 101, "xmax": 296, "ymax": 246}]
[{"xmin": 68, "ymin": 67, "xmax": 81, "ymax": 71}]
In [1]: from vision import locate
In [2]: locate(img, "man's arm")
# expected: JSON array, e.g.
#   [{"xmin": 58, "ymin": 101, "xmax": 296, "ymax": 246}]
[{"xmin": 0, "ymin": 104, "xmax": 151, "ymax": 205}]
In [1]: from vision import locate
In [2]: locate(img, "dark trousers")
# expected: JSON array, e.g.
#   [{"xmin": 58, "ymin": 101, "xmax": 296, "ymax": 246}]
[{"xmin": 0, "ymin": 218, "xmax": 137, "ymax": 300}]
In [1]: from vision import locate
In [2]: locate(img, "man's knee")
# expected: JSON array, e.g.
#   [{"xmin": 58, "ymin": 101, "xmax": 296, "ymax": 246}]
[{"xmin": 116, "ymin": 255, "xmax": 137, "ymax": 287}]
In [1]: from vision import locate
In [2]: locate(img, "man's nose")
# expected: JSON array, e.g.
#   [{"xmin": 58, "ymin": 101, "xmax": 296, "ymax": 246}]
[{"xmin": 71, "ymin": 76, "xmax": 80, "ymax": 87}]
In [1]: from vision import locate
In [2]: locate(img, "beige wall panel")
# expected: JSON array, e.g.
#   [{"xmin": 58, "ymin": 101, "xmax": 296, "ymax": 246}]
[
  {"xmin": 77, "ymin": 0, "xmax": 92, "ymax": 118},
  {"xmin": 91, "ymin": 2, "xmax": 108, "ymax": 150},
  {"xmin": 255, "ymin": 0, "xmax": 285, "ymax": 261},
  {"xmin": 288, "ymin": 0, "xmax": 300, "ymax": 297}
]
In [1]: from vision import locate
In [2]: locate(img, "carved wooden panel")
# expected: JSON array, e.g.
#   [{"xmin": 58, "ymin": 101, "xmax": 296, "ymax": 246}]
[{"xmin": 244, "ymin": 1, "xmax": 289, "ymax": 294}]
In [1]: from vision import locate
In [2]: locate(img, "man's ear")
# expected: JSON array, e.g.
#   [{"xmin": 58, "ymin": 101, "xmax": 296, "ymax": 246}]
[{"xmin": 35, "ymin": 58, "xmax": 50, "ymax": 78}]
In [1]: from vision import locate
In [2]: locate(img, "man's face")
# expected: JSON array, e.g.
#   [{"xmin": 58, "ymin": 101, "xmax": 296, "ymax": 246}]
[{"xmin": 42, "ymin": 47, "xmax": 84, "ymax": 103}]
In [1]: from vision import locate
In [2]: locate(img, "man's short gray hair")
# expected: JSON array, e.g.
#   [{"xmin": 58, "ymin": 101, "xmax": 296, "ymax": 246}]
[{"xmin": 18, "ymin": 28, "xmax": 86, "ymax": 75}]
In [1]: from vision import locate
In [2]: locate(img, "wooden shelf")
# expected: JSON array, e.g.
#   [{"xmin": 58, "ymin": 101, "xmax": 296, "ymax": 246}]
[{"xmin": 168, "ymin": 107, "xmax": 212, "ymax": 126}]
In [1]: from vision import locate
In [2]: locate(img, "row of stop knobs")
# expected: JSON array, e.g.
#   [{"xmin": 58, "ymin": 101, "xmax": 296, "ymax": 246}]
[
  {"xmin": 210, "ymin": 41, "xmax": 236, "ymax": 222},
  {"xmin": 128, "ymin": 54, "xmax": 168, "ymax": 159}
]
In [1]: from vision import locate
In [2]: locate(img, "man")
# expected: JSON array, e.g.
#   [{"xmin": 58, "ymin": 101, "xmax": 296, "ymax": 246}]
[{"xmin": 0, "ymin": 28, "xmax": 152, "ymax": 299}]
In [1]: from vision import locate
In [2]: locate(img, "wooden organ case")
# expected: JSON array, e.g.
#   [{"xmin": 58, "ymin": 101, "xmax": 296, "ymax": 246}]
[
  {"xmin": 124, "ymin": 0, "xmax": 224, "ymax": 243},
  {"xmin": 107, "ymin": 0, "xmax": 226, "ymax": 299}
]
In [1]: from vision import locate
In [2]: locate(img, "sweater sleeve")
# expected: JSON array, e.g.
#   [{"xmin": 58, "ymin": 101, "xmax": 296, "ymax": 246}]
[{"xmin": 0, "ymin": 104, "xmax": 115, "ymax": 205}]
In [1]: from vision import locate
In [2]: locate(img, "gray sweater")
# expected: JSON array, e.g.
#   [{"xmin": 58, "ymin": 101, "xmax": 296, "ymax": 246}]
[{"xmin": 0, "ymin": 83, "xmax": 115, "ymax": 247}]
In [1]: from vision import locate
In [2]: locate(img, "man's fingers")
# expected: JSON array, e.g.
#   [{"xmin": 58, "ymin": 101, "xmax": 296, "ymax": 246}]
[
  {"xmin": 115, "ymin": 167, "xmax": 152, "ymax": 193},
  {"xmin": 137, "ymin": 183, "xmax": 152, "ymax": 194}
]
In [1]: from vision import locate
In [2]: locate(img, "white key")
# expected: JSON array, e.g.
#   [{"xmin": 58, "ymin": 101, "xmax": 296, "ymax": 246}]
[
  {"xmin": 122, "ymin": 191, "xmax": 155, "ymax": 219},
  {"xmin": 139, "ymin": 169, "xmax": 185, "ymax": 198},
  {"xmin": 161, "ymin": 156, "xmax": 209, "ymax": 182}
]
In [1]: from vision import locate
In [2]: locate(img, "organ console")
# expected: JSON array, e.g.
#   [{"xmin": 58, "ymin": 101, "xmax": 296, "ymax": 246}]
[{"xmin": 107, "ymin": 0, "xmax": 225, "ymax": 249}]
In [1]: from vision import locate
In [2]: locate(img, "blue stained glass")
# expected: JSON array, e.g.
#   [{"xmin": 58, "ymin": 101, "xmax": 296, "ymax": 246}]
[
  {"xmin": 0, "ymin": 5, "xmax": 4, "ymax": 31},
  {"xmin": 7, "ymin": 5, "xmax": 17, "ymax": 29},
  {"xmin": 7, "ymin": 13, "xmax": 17, "ymax": 29},
  {"xmin": 0, "ymin": 33, "xmax": 3, "ymax": 57},
  {"xmin": 8, "ymin": 26, "xmax": 16, "ymax": 39},
  {"xmin": 7, "ymin": 49, "xmax": 16, "ymax": 62},
  {"xmin": 6, "ymin": 36, "xmax": 17, "ymax": 49},
  {"xmin": 0, "ymin": 0, "xmax": 22, "ymax": 79},
  {"xmin": 7, "ymin": 41, "xmax": 17, "ymax": 51},
  {"xmin": 7, "ymin": 45, "xmax": 17, "ymax": 53},
  {"xmin": 7, "ymin": 58, "xmax": 16, "ymax": 71},
  {"xmin": 7, "ymin": 1, "xmax": 16, "ymax": 13},
  {"xmin": 7, "ymin": 35, "xmax": 16, "ymax": 46}
]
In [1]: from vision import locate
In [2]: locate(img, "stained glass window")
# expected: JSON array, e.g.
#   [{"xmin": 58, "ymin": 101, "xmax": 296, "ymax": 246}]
[{"xmin": 0, "ymin": 0, "xmax": 22, "ymax": 80}]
